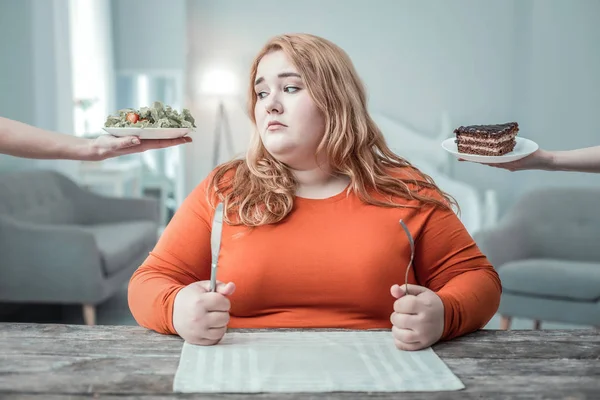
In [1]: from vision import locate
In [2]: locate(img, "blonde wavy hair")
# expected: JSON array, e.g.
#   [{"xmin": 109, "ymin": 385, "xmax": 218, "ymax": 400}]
[{"xmin": 210, "ymin": 33, "xmax": 457, "ymax": 226}]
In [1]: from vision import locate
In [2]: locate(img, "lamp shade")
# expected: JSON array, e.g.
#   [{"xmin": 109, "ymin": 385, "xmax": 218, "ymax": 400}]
[{"xmin": 200, "ymin": 69, "xmax": 238, "ymax": 97}]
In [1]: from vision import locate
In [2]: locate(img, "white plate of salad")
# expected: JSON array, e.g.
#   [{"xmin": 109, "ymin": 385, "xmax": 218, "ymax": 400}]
[{"xmin": 103, "ymin": 101, "xmax": 196, "ymax": 139}]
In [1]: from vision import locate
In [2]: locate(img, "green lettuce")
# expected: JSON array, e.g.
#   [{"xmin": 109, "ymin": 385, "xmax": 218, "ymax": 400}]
[{"xmin": 104, "ymin": 101, "xmax": 196, "ymax": 128}]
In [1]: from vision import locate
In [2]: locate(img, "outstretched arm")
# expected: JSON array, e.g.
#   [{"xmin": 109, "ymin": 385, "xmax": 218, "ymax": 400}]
[
  {"xmin": 469, "ymin": 147, "xmax": 600, "ymax": 173},
  {"xmin": 540, "ymin": 147, "xmax": 600, "ymax": 173},
  {"xmin": 0, "ymin": 117, "xmax": 191, "ymax": 161}
]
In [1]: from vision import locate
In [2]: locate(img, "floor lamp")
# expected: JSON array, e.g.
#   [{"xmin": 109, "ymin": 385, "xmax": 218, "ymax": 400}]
[
  {"xmin": 212, "ymin": 100, "xmax": 236, "ymax": 167},
  {"xmin": 200, "ymin": 68, "xmax": 238, "ymax": 167}
]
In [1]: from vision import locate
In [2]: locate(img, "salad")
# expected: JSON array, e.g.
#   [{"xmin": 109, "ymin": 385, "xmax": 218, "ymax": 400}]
[{"xmin": 104, "ymin": 101, "xmax": 196, "ymax": 129}]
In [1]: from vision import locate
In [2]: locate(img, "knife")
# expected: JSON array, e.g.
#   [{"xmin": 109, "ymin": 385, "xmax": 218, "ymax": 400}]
[
  {"xmin": 209, "ymin": 202, "xmax": 224, "ymax": 292},
  {"xmin": 399, "ymin": 219, "xmax": 415, "ymax": 296}
]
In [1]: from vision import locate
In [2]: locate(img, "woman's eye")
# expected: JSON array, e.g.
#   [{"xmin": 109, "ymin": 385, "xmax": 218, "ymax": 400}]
[
  {"xmin": 256, "ymin": 91, "xmax": 268, "ymax": 99},
  {"xmin": 284, "ymin": 86, "xmax": 299, "ymax": 93}
]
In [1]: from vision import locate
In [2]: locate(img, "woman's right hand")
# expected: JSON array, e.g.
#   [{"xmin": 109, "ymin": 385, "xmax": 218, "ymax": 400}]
[{"xmin": 172, "ymin": 280, "xmax": 236, "ymax": 345}]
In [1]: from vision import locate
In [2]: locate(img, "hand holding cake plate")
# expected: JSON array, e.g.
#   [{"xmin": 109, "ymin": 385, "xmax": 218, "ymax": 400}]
[{"xmin": 442, "ymin": 137, "xmax": 539, "ymax": 164}]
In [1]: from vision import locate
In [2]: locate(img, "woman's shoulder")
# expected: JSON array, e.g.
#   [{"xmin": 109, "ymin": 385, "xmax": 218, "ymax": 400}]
[
  {"xmin": 384, "ymin": 165, "xmax": 433, "ymax": 191},
  {"xmin": 383, "ymin": 165, "xmax": 452, "ymax": 206}
]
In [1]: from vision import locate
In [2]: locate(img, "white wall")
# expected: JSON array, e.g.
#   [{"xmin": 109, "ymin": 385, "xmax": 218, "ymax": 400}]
[
  {"xmin": 186, "ymin": 0, "xmax": 600, "ymax": 214},
  {"xmin": 111, "ymin": 0, "xmax": 186, "ymax": 71}
]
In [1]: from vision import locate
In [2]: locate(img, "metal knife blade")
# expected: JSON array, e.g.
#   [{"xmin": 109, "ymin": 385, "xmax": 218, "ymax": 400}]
[
  {"xmin": 209, "ymin": 203, "xmax": 224, "ymax": 292},
  {"xmin": 399, "ymin": 219, "xmax": 415, "ymax": 296}
]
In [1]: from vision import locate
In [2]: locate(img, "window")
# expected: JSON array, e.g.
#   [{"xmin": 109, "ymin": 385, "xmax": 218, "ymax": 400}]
[{"xmin": 69, "ymin": 0, "xmax": 114, "ymax": 136}]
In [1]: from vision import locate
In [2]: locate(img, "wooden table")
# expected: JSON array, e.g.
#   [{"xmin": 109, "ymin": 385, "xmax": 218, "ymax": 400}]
[{"xmin": 1, "ymin": 323, "xmax": 598, "ymax": 399}]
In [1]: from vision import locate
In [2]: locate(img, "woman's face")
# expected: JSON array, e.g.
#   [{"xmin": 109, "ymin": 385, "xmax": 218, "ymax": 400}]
[{"xmin": 253, "ymin": 50, "xmax": 326, "ymax": 170}]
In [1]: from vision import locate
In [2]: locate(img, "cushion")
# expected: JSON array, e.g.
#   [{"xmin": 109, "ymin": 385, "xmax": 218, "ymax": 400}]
[
  {"xmin": 0, "ymin": 171, "xmax": 79, "ymax": 224},
  {"xmin": 82, "ymin": 221, "xmax": 157, "ymax": 276},
  {"xmin": 499, "ymin": 258, "xmax": 600, "ymax": 301}
]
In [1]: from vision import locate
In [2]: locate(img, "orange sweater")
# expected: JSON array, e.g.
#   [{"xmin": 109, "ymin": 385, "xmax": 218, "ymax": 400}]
[{"xmin": 128, "ymin": 170, "xmax": 501, "ymax": 341}]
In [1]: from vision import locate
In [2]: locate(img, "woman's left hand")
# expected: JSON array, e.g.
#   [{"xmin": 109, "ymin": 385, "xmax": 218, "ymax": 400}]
[{"xmin": 389, "ymin": 284, "xmax": 444, "ymax": 351}]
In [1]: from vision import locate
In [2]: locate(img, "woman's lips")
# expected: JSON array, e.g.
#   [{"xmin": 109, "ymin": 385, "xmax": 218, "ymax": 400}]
[{"xmin": 267, "ymin": 122, "xmax": 287, "ymax": 131}]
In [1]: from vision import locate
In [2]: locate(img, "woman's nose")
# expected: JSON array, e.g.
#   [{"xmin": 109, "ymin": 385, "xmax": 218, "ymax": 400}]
[{"xmin": 265, "ymin": 95, "xmax": 283, "ymax": 114}]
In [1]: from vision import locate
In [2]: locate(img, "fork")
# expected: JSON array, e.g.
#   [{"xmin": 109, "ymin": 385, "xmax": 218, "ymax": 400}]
[{"xmin": 399, "ymin": 219, "xmax": 415, "ymax": 296}]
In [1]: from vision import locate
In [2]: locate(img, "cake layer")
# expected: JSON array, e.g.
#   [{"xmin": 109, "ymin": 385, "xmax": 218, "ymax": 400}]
[
  {"xmin": 458, "ymin": 141, "xmax": 516, "ymax": 156},
  {"xmin": 458, "ymin": 131, "xmax": 517, "ymax": 145}
]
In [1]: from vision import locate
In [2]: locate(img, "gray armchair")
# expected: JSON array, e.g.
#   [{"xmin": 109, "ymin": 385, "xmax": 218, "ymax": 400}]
[
  {"xmin": 474, "ymin": 186, "xmax": 600, "ymax": 329},
  {"xmin": 0, "ymin": 170, "xmax": 159, "ymax": 325}
]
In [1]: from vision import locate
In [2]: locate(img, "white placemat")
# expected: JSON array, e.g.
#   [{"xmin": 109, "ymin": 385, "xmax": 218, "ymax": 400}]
[{"xmin": 173, "ymin": 331, "xmax": 464, "ymax": 393}]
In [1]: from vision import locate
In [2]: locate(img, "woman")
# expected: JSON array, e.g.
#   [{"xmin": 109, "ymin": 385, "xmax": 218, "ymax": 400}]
[{"xmin": 128, "ymin": 33, "xmax": 501, "ymax": 351}]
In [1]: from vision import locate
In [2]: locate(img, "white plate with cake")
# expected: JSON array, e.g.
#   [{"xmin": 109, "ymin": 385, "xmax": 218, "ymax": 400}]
[{"xmin": 442, "ymin": 122, "xmax": 539, "ymax": 164}]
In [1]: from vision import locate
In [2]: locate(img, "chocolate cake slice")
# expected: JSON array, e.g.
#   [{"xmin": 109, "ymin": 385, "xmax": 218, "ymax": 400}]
[{"xmin": 453, "ymin": 122, "xmax": 519, "ymax": 156}]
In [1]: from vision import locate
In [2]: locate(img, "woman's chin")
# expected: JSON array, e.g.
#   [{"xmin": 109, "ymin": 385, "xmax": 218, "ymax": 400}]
[{"xmin": 265, "ymin": 143, "xmax": 297, "ymax": 159}]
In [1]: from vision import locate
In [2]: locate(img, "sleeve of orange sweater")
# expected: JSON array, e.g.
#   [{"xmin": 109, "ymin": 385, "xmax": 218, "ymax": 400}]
[
  {"xmin": 128, "ymin": 176, "xmax": 215, "ymax": 334},
  {"xmin": 415, "ymin": 200, "xmax": 502, "ymax": 341}
]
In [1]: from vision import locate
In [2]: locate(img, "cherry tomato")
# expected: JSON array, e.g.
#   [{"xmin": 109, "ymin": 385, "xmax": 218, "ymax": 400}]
[{"xmin": 126, "ymin": 112, "xmax": 140, "ymax": 124}]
